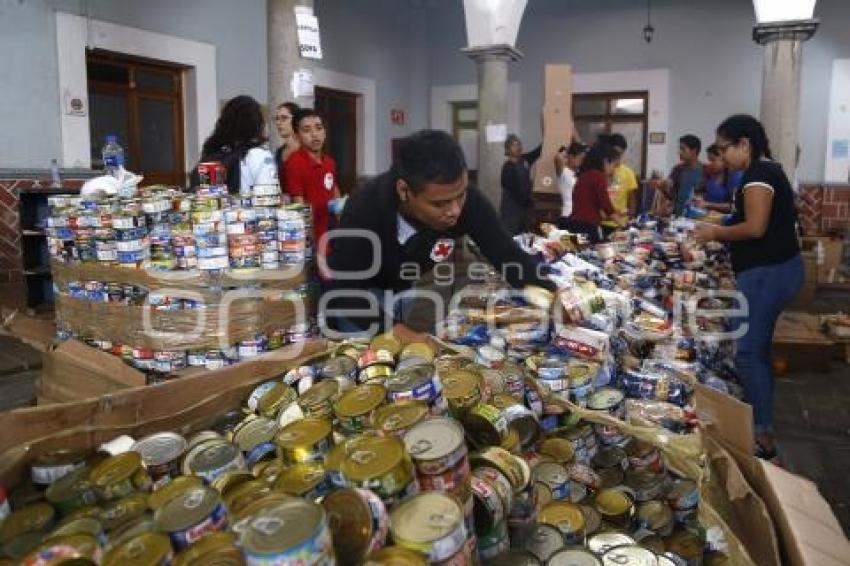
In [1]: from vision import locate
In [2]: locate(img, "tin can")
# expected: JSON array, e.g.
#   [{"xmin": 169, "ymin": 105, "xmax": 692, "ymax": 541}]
[
  {"xmin": 470, "ymin": 474, "xmax": 505, "ymax": 536},
  {"xmin": 100, "ymin": 492, "xmax": 148, "ymax": 531},
  {"xmin": 276, "ymin": 418, "xmax": 333, "ymax": 464},
  {"xmin": 370, "ymin": 333, "xmax": 402, "ymax": 359},
  {"xmin": 666, "ymin": 479, "xmax": 699, "ymax": 523},
  {"xmin": 594, "ymin": 488, "xmax": 636, "ymax": 530},
  {"xmin": 626, "ymin": 440, "xmax": 666, "ymax": 475},
  {"xmin": 386, "ymin": 363, "xmax": 445, "ymax": 415},
  {"xmin": 148, "ymin": 475, "xmax": 204, "ymax": 511},
  {"xmin": 532, "ymin": 462, "xmax": 571, "ymax": 501},
  {"xmin": 389, "ymin": 492, "xmax": 467, "ymax": 563},
  {"xmin": 538, "ymin": 500, "xmax": 586, "ymax": 545},
  {"xmin": 340, "ymin": 435, "xmax": 415, "ymax": 502},
  {"xmin": 233, "ymin": 417, "xmax": 279, "ymax": 469},
  {"xmin": 154, "ymin": 486, "xmax": 227, "ymax": 551},
  {"xmin": 224, "ymin": 480, "xmax": 273, "ymax": 518},
  {"xmin": 131, "ymin": 432, "xmax": 187, "ymax": 488},
  {"xmin": 173, "ymin": 531, "xmax": 243, "ymax": 566},
  {"xmin": 317, "ymin": 356, "xmax": 358, "ymax": 382},
  {"xmin": 334, "ymin": 384, "xmax": 387, "ymax": 434},
  {"xmin": 101, "ymin": 532, "xmax": 173, "ymax": 566},
  {"xmin": 625, "ymin": 469, "xmax": 671, "ymax": 503},
  {"xmin": 238, "ymin": 498, "xmax": 335, "ymax": 565},
  {"xmin": 538, "ymin": 438, "xmax": 576, "ymax": 465},
  {"xmin": 441, "ymin": 369, "xmax": 484, "ymax": 416},
  {"xmin": 587, "ymin": 388, "xmax": 628, "ymax": 446},
  {"xmin": 197, "ymin": 162, "xmax": 227, "ymax": 186},
  {"xmin": 601, "ymin": 545, "xmax": 659, "ymax": 566},
  {"xmin": 522, "ymin": 523, "xmax": 563, "ymax": 562},
  {"xmin": 587, "ymin": 532, "xmax": 637, "ymax": 556},
  {"xmin": 367, "ymin": 546, "xmax": 428, "ymax": 565},
  {"xmin": 0, "ymin": 502, "xmax": 56, "ymax": 541},
  {"xmin": 185, "ymin": 440, "xmax": 246, "ymax": 483},
  {"xmin": 548, "ymin": 548, "xmax": 603, "ymax": 565},
  {"xmin": 89, "ymin": 452, "xmax": 144, "ymax": 501},
  {"xmin": 494, "ymin": 396, "xmax": 540, "ymax": 451},
  {"xmin": 470, "ymin": 447, "xmax": 526, "ymax": 492},
  {"xmin": 298, "ymin": 381, "xmax": 340, "ymax": 420},
  {"xmin": 461, "ymin": 403, "xmax": 507, "ymax": 448},
  {"xmin": 373, "ymin": 401, "xmax": 430, "ymax": 438},
  {"xmin": 359, "ymin": 364, "xmax": 394, "ymax": 384},
  {"xmin": 273, "ymin": 462, "xmax": 331, "ymax": 501},
  {"xmin": 664, "ymin": 527, "xmax": 704, "ymax": 564},
  {"xmin": 323, "ymin": 487, "xmax": 389, "ymax": 564},
  {"xmin": 404, "ymin": 417, "xmax": 467, "ymax": 476},
  {"xmin": 487, "ymin": 550, "xmax": 541, "ymax": 566},
  {"xmin": 637, "ymin": 500, "xmax": 675, "ymax": 537},
  {"xmin": 400, "ymin": 342, "xmax": 435, "ymax": 364},
  {"xmin": 478, "ymin": 519, "xmax": 510, "ymax": 562},
  {"xmin": 30, "ymin": 450, "xmax": 87, "ymax": 486}
]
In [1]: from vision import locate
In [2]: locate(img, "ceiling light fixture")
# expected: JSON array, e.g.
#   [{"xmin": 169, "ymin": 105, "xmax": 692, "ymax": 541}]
[{"xmin": 643, "ymin": 0, "xmax": 654, "ymax": 43}]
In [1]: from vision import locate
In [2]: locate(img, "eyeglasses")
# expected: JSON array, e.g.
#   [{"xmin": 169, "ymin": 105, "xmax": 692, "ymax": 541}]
[{"xmin": 716, "ymin": 142, "xmax": 734, "ymax": 152}]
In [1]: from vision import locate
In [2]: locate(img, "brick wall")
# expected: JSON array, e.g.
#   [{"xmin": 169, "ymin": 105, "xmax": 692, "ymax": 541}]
[
  {"xmin": 798, "ymin": 184, "xmax": 850, "ymax": 236},
  {"xmin": 0, "ymin": 177, "xmax": 87, "ymax": 309}
]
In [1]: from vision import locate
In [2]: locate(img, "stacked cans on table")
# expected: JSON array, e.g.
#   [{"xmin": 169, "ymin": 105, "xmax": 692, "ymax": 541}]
[{"xmin": 192, "ymin": 186, "xmax": 229, "ymax": 272}]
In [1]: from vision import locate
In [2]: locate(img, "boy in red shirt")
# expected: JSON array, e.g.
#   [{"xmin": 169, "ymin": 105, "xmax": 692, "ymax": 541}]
[{"xmin": 284, "ymin": 109, "xmax": 340, "ymax": 265}]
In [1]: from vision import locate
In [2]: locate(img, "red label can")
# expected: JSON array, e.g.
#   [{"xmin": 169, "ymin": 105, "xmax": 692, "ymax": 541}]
[{"xmin": 197, "ymin": 162, "xmax": 227, "ymax": 186}]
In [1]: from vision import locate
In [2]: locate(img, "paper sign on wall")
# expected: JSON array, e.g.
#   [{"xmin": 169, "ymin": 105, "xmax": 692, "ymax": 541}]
[
  {"xmin": 485, "ymin": 123, "xmax": 508, "ymax": 143},
  {"xmin": 831, "ymin": 139, "xmax": 849, "ymax": 159},
  {"xmin": 295, "ymin": 7, "xmax": 323, "ymax": 60},
  {"xmin": 290, "ymin": 69, "xmax": 314, "ymax": 98}
]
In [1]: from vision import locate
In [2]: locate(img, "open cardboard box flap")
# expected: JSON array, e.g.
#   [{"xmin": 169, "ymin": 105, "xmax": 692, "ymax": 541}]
[
  {"xmin": 753, "ymin": 459, "xmax": 850, "ymax": 566},
  {"xmin": 696, "ymin": 383, "xmax": 850, "ymax": 565},
  {"xmin": 0, "ymin": 310, "xmax": 56, "ymax": 353}
]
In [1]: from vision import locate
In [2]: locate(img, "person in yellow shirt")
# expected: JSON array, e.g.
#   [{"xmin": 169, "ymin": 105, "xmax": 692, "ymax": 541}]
[{"xmin": 600, "ymin": 133, "xmax": 639, "ymax": 237}]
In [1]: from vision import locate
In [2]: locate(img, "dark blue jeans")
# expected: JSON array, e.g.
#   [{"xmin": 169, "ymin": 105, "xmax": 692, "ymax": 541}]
[{"xmin": 734, "ymin": 254, "xmax": 804, "ymax": 435}]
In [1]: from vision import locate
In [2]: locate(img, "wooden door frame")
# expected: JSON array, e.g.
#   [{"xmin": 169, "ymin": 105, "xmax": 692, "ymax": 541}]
[
  {"xmin": 86, "ymin": 50, "xmax": 186, "ymax": 185},
  {"xmin": 314, "ymin": 86, "xmax": 359, "ymax": 193},
  {"xmin": 573, "ymin": 91, "xmax": 649, "ymax": 178}
]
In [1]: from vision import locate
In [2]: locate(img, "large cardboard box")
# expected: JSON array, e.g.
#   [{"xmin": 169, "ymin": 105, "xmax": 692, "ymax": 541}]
[
  {"xmin": 533, "ymin": 64, "xmax": 573, "ymax": 195},
  {"xmin": 695, "ymin": 385, "xmax": 850, "ymax": 565}
]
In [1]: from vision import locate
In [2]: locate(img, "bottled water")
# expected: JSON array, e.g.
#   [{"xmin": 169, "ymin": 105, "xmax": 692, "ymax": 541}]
[{"xmin": 101, "ymin": 134, "xmax": 125, "ymax": 178}]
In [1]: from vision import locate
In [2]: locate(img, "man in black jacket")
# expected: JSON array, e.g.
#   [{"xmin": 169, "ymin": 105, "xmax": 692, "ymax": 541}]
[{"xmin": 322, "ymin": 129, "xmax": 554, "ymax": 342}]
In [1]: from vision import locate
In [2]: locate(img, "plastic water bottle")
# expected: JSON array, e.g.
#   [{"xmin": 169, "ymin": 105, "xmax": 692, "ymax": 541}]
[
  {"xmin": 101, "ymin": 134, "xmax": 125, "ymax": 178},
  {"xmin": 49, "ymin": 159, "xmax": 61, "ymax": 188}
]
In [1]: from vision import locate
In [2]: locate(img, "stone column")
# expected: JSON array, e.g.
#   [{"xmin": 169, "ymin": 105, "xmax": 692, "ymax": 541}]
[
  {"xmin": 268, "ymin": 0, "xmax": 315, "ymax": 148},
  {"xmin": 754, "ymin": 20, "xmax": 818, "ymax": 178},
  {"xmin": 463, "ymin": 45, "xmax": 522, "ymax": 208}
]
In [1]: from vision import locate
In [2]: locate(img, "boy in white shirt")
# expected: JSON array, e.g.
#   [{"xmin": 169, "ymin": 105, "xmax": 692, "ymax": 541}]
[{"xmin": 555, "ymin": 142, "xmax": 588, "ymax": 227}]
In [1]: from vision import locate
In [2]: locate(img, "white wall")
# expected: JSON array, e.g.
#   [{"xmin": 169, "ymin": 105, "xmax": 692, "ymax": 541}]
[{"xmin": 0, "ymin": 0, "xmax": 266, "ymax": 170}]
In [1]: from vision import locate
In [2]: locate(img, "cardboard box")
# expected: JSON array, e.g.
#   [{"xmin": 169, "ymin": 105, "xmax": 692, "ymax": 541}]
[
  {"xmin": 696, "ymin": 385, "xmax": 850, "ymax": 565},
  {"xmin": 802, "ymin": 236, "xmax": 845, "ymax": 284},
  {"xmin": 533, "ymin": 64, "xmax": 573, "ymax": 195}
]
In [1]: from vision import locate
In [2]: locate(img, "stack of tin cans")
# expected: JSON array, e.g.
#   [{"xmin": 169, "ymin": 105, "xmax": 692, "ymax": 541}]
[{"xmin": 2, "ymin": 332, "xmax": 732, "ymax": 566}]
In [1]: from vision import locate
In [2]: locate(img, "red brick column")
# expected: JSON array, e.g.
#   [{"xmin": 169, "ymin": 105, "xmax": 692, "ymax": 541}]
[
  {"xmin": 798, "ymin": 184, "xmax": 823, "ymax": 235},
  {"xmin": 820, "ymin": 186, "xmax": 850, "ymax": 234},
  {"xmin": 0, "ymin": 180, "xmax": 24, "ymax": 308}
]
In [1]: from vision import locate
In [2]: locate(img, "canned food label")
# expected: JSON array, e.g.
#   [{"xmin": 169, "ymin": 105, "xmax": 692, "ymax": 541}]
[{"xmin": 170, "ymin": 501, "xmax": 228, "ymax": 550}]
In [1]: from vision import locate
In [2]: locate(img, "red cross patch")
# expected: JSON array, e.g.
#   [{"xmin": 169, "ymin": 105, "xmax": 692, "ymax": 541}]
[{"xmin": 430, "ymin": 238, "xmax": 455, "ymax": 262}]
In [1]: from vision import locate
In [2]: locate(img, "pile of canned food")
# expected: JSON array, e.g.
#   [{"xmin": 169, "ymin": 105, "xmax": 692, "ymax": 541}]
[
  {"xmin": 48, "ymin": 180, "xmax": 320, "ymax": 377},
  {"xmin": 46, "ymin": 184, "xmax": 312, "ymax": 272},
  {"xmin": 438, "ymin": 217, "xmax": 746, "ymax": 437},
  {"xmin": 0, "ymin": 333, "xmax": 732, "ymax": 565}
]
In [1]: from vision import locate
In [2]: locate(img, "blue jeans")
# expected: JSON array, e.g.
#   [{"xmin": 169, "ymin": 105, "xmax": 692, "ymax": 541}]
[{"xmin": 734, "ymin": 254, "xmax": 804, "ymax": 435}]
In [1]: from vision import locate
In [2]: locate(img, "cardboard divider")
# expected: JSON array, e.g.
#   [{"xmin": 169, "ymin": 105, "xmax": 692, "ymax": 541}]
[
  {"xmin": 0, "ymin": 338, "xmax": 328, "ymax": 488},
  {"xmin": 533, "ymin": 64, "xmax": 573, "ymax": 195}
]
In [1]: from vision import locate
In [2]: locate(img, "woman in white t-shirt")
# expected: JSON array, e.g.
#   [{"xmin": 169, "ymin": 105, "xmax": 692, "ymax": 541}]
[
  {"xmin": 195, "ymin": 95, "xmax": 277, "ymax": 192},
  {"xmin": 555, "ymin": 142, "xmax": 588, "ymax": 229}
]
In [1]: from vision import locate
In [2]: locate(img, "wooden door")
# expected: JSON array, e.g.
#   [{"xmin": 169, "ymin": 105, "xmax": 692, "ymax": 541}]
[{"xmin": 314, "ymin": 86, "xmax": 359, "ymax": 194}]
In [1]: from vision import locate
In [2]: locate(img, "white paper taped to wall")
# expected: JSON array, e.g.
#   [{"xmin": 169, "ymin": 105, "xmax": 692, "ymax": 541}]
[
  {"xmin": 485, "ymin": 123, "xmax": 508, "ymax": 144},
  {"xmin": 291, "ymin": 69, "xmax": 314, "ymax": 98},
  {"xmin": 295, "ymin": 6, "xmax": 323, "ymax": 60}
]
